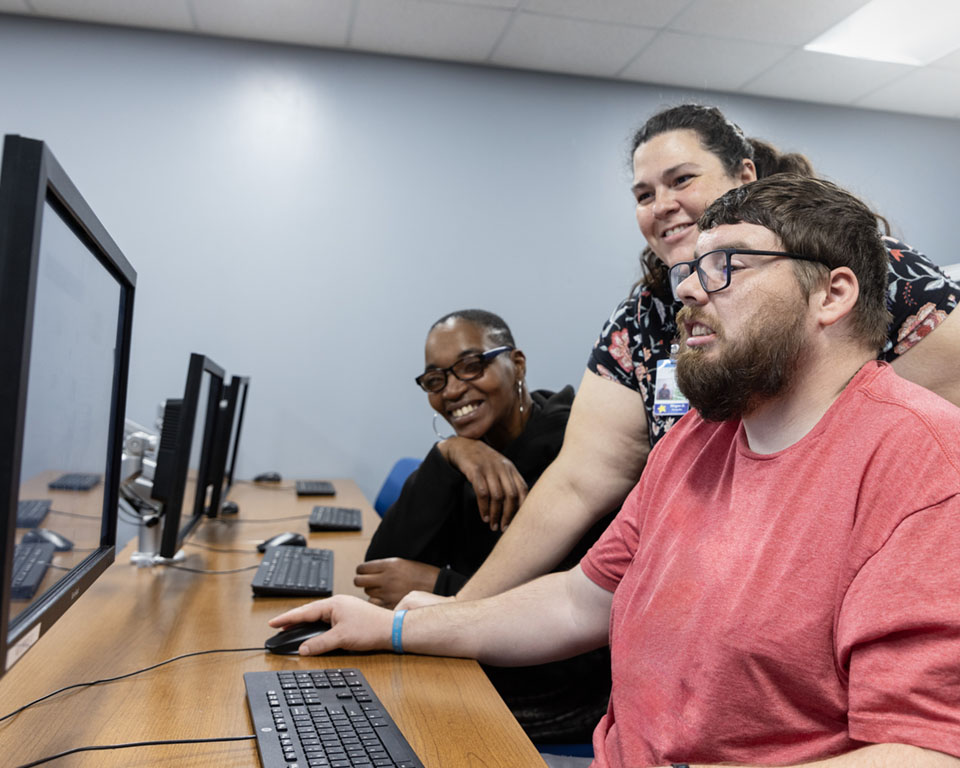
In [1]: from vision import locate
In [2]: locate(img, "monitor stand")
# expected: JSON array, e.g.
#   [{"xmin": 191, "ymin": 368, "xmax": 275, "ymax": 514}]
[{"xmin": 130, "ymin": 519, "xmax": 186, "ymax": 567}]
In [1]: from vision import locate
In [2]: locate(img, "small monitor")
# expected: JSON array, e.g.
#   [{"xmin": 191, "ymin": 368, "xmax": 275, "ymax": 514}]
[
  {"xmin": 150, "ymin": 354, "xmax": 225, "ymax": 560},
  {"xmin": 0, "ymin": 135, "xmax": 136, "ymax": 679},
  {"xmin": 207, "ymin": 375, "xmax": 250, "ymax": 514},
  {"xmin": 224, "ymin": 376, "xmax": 250, "ymax": 491}
]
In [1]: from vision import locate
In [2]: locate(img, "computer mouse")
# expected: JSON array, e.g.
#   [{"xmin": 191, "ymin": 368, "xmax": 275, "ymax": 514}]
[
  {"xmin": 22, "ymin": 528, "xmax": 73, "ymax": 552},
  {"xmin": 265, "ymin": 620, "xmax": 332, "ymax": 655},
  {"xmin": 257, "ymin": 531, "xmax": 307, "ymax": 553},
  {"xmin": 220, "ymin": 500, "xmax": 239, "ymax": 515},
  {"xmin": 254, "ymin": 471, "xmax": 282, "ymax": 483}
]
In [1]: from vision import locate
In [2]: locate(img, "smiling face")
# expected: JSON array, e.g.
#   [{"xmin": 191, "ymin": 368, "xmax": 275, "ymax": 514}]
[
  {"xmin": 673, "ymin": 222, "xmax": 813, "ymax": 421},
  {"xmin": 632, "ymin": 129, "xmax": 756, "ymax": 268},
  {"xmin": 423, "ymin": 318, "xmax": 524, "ymax": 449}
]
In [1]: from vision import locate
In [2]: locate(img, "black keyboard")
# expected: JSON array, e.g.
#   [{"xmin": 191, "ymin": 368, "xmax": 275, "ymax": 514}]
[
  {"xmin": 309, "ymin": 506, "xmax": 362, "ymax": 532},
  {"xmin": 295, "ymin": 480, "xmax": 336, "ymax": 497},
  {"xmin": 252, "ymin": 545, "xmax": 334, "ymax": 597},
  {"xmin": 12, "ymin": 541, "xmax": 55, "ymax": 600},
  {"xmin": 48, "ymin": 472, "xmax": 100, "ymax": 491},
  {"xmin": 245, "ymin": 668, "xmax": 424, "ymax": 768},
  {"xmin": 16, "ymin": 499, "xmax": 51, "ymax": 528}
]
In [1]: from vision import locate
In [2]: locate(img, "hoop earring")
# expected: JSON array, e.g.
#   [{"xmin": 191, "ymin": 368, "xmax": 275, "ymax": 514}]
[
  {"xmin": 432, "ymin": 412, "xmax": 454, "ymax": 440},
  {"xmin": 518, "ymin": 380, "xmax": 524, "ymax": 414}
]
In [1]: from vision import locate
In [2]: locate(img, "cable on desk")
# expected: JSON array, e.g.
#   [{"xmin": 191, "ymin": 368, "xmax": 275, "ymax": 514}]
[
  {"xmin": 182, "ymin": 540, "xmax": 258, "ymax": 554},
  {"xmin": 0, "ymin": 647, "xmax": 262, "ymax": 724},
  {"xmin": 48, "ymin": 508, "xmax": 99, "ymax": 520},
  {"xmin": 161, "ymin": 562, "xmax": 261, "ymax": 575},
  {"xmin": 14, "ymin": 734, "xmax": 257, "ymax": 768},
  {"xmin": 210, "ymin": 513, "xmax": 310, "ymax": 523},
  {"xmin": 233, "ymin": 479, "xmax": 297, "ymax": 491}
]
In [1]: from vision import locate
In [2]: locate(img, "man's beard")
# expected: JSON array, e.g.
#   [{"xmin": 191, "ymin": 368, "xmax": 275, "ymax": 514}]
[{"xmin": 675, "ymin": 297, "xmax": 809, "ymax": 422}]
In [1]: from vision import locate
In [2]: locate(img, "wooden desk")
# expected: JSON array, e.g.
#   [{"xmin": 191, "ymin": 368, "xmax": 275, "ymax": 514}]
[{"xmin": 1, "ymin": 478, "xmax": 546, "ymax": 767}]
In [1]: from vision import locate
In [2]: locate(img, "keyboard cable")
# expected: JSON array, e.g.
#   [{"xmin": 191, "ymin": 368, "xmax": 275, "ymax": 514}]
[
  {"xmin": 14, "ymin": 734, "xmax": 257, "ymax": 768},
  {"xmin": 0, "ymin": 647, "xmax": 262, "ymax": 724}
]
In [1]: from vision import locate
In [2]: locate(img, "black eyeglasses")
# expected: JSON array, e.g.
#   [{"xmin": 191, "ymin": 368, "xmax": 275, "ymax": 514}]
[
  {"xmin": 667, "ymin": 249, "xmax": 828, "ymax": 302},
  {"xmin": 415, "ymin": 346, "xmax": 513, "ymax": 393}
]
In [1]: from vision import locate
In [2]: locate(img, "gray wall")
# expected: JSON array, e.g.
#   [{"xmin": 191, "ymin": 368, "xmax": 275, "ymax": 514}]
[{"xmin": 2, "ymin": 14, "xmax": 958, "ymax": 501}]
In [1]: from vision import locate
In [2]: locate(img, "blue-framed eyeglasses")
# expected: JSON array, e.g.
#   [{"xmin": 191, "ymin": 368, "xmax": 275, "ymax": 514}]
[
  {"xmin": 415, "ymin": 346, "xmax": 513, "ymax": 393},
  {"xmin": 668, "ymin": 248, "xmax": 828, "ymax": 302}
]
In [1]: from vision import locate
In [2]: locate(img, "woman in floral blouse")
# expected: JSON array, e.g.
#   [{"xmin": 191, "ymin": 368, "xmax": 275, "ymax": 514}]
[{"xmin": 398, "ymin": 103, "xmax": 960, "ymax": 609}]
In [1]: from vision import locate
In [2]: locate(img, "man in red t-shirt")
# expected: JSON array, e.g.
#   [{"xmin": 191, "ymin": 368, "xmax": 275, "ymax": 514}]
[{"xmin": 270, "ymin": 176, "xmax": 960, "ymax": 768}]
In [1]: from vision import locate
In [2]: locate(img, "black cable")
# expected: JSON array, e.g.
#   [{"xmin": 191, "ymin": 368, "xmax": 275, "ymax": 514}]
[
  {"xmin": 161, "ymin": 562, "xmax": 261, "ymax": 575},
  {"xmin": 182, "ymin": 540, "xmax": 257, "ymax": 555},
  {"xmin": 233, "ymin": 479, "xmax": 297, "ymax": 491},
  {"xmin": 0, "ymin": 647, "xmax": 262, "ymax": 724},
  {"xmin": 15, "ymin": 734, "xmax": 256, "ymax": 767},
  {"xmin": 48, "ymin": 509, "xmax": 99, "ymax": 520},
  {"xmin": 211, "ymin": 513, "xmax": 309, "ymax": 523}
]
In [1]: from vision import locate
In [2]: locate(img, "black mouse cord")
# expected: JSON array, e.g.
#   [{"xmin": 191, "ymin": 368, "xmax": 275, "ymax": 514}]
[
  {"xmin": 14, "ymin": 734, "xmax": 257, "ymax": 768},
  {"xmin": 210, "ymin": 513, "xmax": 310, "ymax": 523},
  {"xmin": 234, "ymin": 479, "xmax": 297, "ymax": 491},
  {"xmin": 48, "ymin": 508, "xmax": 100, "ymax": 520},
  {"xmin": 182, "ymin": 539, "xmax": 258, "ymax": 554},
  {"xmin": 0, "ymin": 646, "xmax": 262, "ymax": 724},
  {"xmin": 160, "ymin": 562, "xmax": 261, "ymax": 575}
]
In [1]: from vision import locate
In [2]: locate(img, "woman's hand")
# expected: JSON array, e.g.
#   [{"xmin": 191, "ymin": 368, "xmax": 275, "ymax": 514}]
[
  {"xmin": 396, "ymin": 590, "xmax": 455, "ymax": 611},
  {"xmin": 437, "ymin": 437, "xmax": 528, "ymax": 530},
  {"xmin": 354, "ymin": 558, "xmax": 441, "ymax": 609}
]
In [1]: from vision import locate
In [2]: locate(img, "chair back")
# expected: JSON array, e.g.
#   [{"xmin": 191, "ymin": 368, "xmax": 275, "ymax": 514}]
[{"xmin": 373, "ymin": 457, "xmax": 422, "ymax": 516}]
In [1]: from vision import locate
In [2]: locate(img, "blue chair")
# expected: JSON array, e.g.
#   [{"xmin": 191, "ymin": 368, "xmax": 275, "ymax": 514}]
[
  {"xmin": 537, "ymin": 743, "xmax": 594, "ymax": 759},
  {"xmin": 373, "ymin": 457, "xmax": 421, "ymax": 516}
]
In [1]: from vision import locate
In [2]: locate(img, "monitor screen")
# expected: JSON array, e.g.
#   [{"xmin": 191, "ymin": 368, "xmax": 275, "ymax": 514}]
[
  {"xmin": 152, "ymin": 354, "xmax": 224, "ymax": 559},
  {"xmin": 0, "ymin": 135, "xmax": 136, "ymax": 679}
]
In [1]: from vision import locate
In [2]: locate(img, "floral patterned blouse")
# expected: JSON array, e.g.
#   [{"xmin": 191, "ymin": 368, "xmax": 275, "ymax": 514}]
[{"xmin": 588, "ymin": 237, "xmax": 959, "ymax": 448}]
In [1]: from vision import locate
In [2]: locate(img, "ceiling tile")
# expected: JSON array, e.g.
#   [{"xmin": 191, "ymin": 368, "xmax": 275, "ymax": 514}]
[
  {"xmin": 492, "ymin": 12, "xmax": 656, "ymax": 77},
  {"xmin": 668, "ymin": 0, "xmax": 871, "ymax": 46},
  {"xmin": 854, "ymin": 67, "xmax": 960, "ymax": 118},
  {"xmin": 192, "ymin": 0, "xmax": 353, "ymax": 48},
  {"xmin": 520, "ymin": 0, "xmax": 687, "ymax": 29},
  {"xmin": 28, "ymin": 0, "xmax": 194, "ymax": 31},
  {"xmin": 620, "ymin": 30, "xmax": 790, "ymax": 91},
  {"xmin": 930, "ymin": 48, "xmax": 960, "ymax": 71},
  {"xmin": 351, "ymin": 0, "xmax": 512, "ymax": 61},
  {"xmin": 436, "ymin": 0, "xmax": 520, "ymax": 8},
  {"xmin": 742, "ymin": 49, "xmax": 913, "ymax": 106}
]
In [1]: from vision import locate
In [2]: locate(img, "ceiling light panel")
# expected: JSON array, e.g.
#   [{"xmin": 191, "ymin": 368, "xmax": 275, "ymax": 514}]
[{"xmin": 804, "ymin": 0, "xmax": 960, "ymax": 65}]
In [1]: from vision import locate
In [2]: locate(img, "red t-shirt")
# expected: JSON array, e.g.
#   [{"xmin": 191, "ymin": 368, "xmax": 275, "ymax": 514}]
[{"xmin": 582, "ymin": 362, "xmax": 960, "ymax": 767}]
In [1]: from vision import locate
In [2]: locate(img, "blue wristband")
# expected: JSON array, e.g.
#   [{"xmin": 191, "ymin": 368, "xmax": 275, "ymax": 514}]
[{"xmin": 391, "ymin": 609, "xmax": 408, "ymax": 654}]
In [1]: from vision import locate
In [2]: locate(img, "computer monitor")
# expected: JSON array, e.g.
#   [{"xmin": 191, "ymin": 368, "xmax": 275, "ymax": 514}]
[
  {"xmin": 0, "ymin": 135, "xmax": 136, "ymax": 679},
  {"xmin": 150, "ymin": 354, "xmax": 225, "ymax": 560},
  {"xmin": 207, "ymin": 375, "xmax": 250, "ymax": 515},
  {"xmin": 223, "ymin": 375, "xmax": 250, "ymax": 491}
]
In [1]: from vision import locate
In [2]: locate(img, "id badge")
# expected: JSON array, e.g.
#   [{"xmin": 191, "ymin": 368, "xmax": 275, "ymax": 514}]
[{"xmin": 653, "ymin": 359, "xmax": 689, "ymax": 416}]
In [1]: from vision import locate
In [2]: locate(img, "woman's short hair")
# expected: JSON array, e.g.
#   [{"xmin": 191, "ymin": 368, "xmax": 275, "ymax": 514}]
[{"xmin": 429, "ymin": 309, "xmax": 516, "ymax": 348}]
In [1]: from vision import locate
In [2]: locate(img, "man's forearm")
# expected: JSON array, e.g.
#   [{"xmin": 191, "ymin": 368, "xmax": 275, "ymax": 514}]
[
  {"xmin": 404, "ymin": 567, "xmax": 612, "ymax": 666},
  {"xmin": 684, "ymin": 743, "xmax": 960, "ymax": 768}
]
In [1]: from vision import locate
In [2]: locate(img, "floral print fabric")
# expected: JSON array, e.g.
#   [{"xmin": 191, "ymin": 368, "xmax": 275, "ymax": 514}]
[{"xmin": 588, "ymin": 237, "xmax": 959, "ymax": 448}]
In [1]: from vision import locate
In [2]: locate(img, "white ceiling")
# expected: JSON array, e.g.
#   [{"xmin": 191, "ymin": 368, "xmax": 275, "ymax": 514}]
[{"xmin": 2, "ymin": 0, "xmax": 959, "ymax": 120}]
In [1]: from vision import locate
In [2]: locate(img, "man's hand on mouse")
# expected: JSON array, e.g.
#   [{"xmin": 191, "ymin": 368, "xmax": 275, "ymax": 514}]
[{"xmin": 269, "ymin": 596, "xmax": 394, "ymax": 656}]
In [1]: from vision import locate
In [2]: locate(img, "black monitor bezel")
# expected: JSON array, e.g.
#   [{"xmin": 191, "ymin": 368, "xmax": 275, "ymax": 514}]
[
  {"xmin": 156, "ymin": 353, "xmax": 225, "ymax": 559},
  {"xmin": 224, "ymin": 375, "xmax": 249, "ymax": 491},
  {"xmin": 205, "ymin": 374, "xmax": 250, "ymax": 517},
  {"xmin": 0, "ymin": 135, "xmax": 136, "ymax": 678}
]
